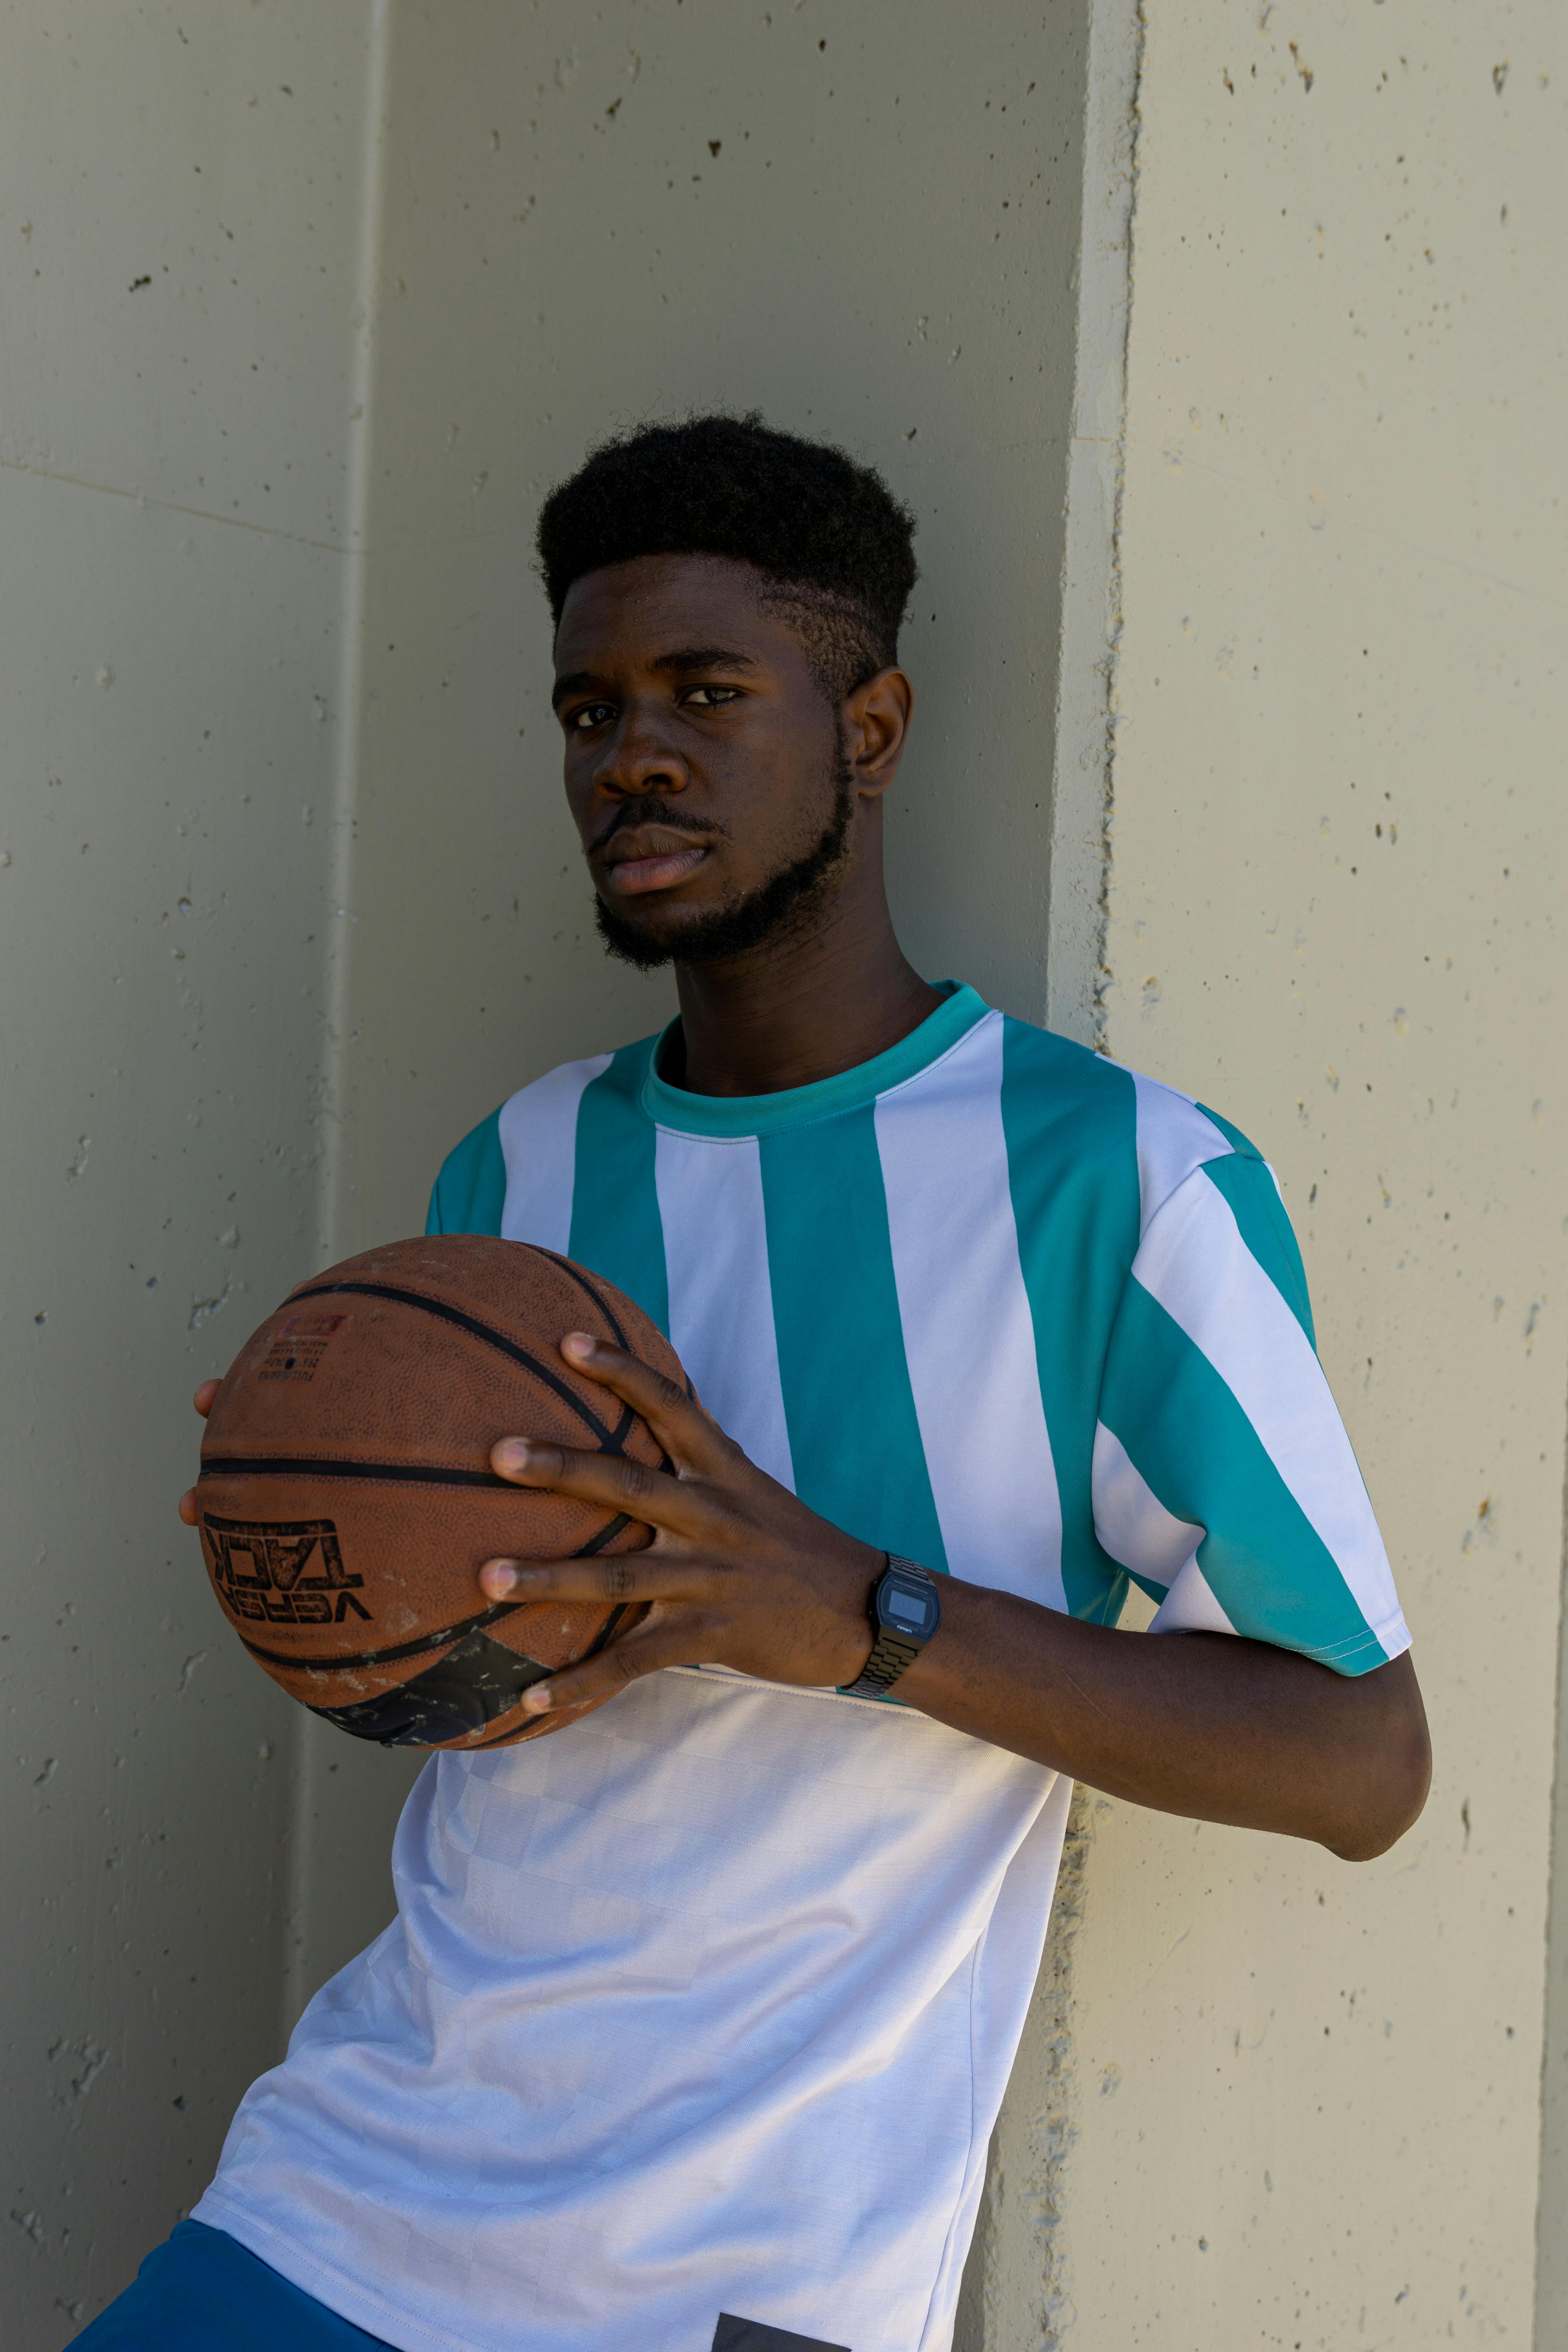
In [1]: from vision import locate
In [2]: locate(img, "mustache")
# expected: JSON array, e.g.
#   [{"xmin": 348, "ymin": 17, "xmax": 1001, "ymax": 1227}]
[{"xmin": 587, "ymin": 798, "xmax": 726, "ymax": 857}]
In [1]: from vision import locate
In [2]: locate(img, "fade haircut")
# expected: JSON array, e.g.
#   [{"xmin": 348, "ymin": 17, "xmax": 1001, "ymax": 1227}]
[{"xmin": 536, "ymin": 413, "xmax": 919, "ymax": 705}]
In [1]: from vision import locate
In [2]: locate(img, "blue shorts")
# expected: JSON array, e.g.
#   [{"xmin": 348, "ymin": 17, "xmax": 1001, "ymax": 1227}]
[{"xmin": 75, "ymin": 2220, "xmax": 394, "ymax": 2350}]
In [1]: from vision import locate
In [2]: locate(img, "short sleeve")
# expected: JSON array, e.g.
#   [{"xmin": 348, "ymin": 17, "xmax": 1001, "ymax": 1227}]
[
  {"xmin": 426, "ymin": 1107, "xmax": 507, "ymax": 1239},
  {"xmin": 1090, "ymin": 1153, "xmax": 1410, "ymax": 1676}
]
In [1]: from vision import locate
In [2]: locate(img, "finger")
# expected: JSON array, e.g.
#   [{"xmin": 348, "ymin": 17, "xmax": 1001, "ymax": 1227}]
[
  {"xmin": 556, "ymin": 1333, "xmax": 729, "ymax": 1472},
  {"xmin": 477, "ymin": 1550, "xmax": 715, "ymax": 1608},
  {"xmin": 488, "ymin": 1436, "xmax": 718, "ymax": 1540},
  {"xmin": 194, "ymin": 1380, "xmax": 220, "ymax": 1419},
  {"xmin": 516, "ymin": 1616, "xmax": 706, "ymax": 1719},
  {"xmin": 179, "ymin": 1487, "xmax": 201, "ymax": 1528}
]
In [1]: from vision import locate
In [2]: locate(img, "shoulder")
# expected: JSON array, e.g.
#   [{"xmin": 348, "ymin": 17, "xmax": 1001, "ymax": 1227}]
[
  {"xmin": 427, "ymin": 1105, "xmax": 506, "ymax": 1237},
  {"xmin": 1116, "ymin": 1063, "xmax": 1270, "ymax": 1234},
  {"xmin": 427, "ymin": 1038, "xmax": 660, "ymax": 1238},
  {"xmin": 496, "ymin": 1035, "xmax": 660, "ymax": 1145},
  {"xmin": 995, "ymin": 1012, "xmax": 1270, "ymax": 1229}
]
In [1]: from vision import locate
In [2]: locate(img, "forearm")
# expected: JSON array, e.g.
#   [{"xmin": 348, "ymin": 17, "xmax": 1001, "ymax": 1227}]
[
  {"xmin": 470, "ymin": 1339, "xmax": 1430, "ymax": 1862},
  {"xmin": 896, "ymin": 1580, "xmax": 1431, "ymax": 1861}
]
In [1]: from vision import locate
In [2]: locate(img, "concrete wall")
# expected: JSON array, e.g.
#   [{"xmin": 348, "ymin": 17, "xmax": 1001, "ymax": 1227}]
[
  {"xmin": 0, "ymin": 5, "xmax": 383, "ymax": 2337},
  {"xmin": 7, "ymin": 2, "xmax": 1565, "ymax": 2347},
  {"xmin": 331, "ymin": 0, "xmax": 1098, "ymax": 1250},
  {"xmin": 1037, "ymin": 6, "xmax": 1568, "ymax": 2348}
]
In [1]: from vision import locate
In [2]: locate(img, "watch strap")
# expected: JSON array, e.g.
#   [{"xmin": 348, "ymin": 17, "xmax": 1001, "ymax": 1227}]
[{"xmin": 842, "ymin": 1555, "xmax": 939, "ymax": 1700}]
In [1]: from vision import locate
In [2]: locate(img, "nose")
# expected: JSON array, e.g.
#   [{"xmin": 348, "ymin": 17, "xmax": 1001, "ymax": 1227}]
[{"xmin": 591, "ymin": 700, "xmax": 691, "ymax": 801}]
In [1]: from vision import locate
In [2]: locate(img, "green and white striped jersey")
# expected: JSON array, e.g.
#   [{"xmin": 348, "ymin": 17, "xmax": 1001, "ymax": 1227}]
[
  {"xmin": 430, "ymin": 980, "xmax": 1405, "ymax": 1670},
  {"xmin": 201, "ymin": 983, "xmax": 1406, "ymax": 2352}
]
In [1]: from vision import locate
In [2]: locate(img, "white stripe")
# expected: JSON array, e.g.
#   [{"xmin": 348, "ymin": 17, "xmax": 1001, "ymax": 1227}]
[
  {"xmin": 875, "ymin": 1011, "xmax": 1066, "ymax": 1610},
  {"xmin": 1148, "ymin": 1553, "xmax": 1238, "ymax": 1639},
  {"xmin": 497, "ymin": 1054, "xmax": 612, "ymax": 1250},
  {"xmin": 654, "ymin": 1131, "xmax": 795, "ymax": 1491},
  {"xmin": 1133, "ymin": 1167, "xmax": 1407, "ymax": 1652},
  {"xmin": 1128, "ymin": 1067, "xmax": 1233, "ymax": 1236},
  {"xmin": 1091, "ymin": 1421, "xmax": 1203, "ymax": 1592}
]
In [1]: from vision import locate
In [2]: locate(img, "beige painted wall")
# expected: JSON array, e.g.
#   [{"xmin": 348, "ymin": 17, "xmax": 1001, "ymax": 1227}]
[
  {"xmin": 1042, "ymin": 6, "xmax": 1568, "ymax": 2348},
  {"xmin": 0, "ymin": 4, "xmax": 384, "ymax": 2336},
  {"xmin": 330, "ymin": 0, "xmax": 1098, "ymax": 1251}
]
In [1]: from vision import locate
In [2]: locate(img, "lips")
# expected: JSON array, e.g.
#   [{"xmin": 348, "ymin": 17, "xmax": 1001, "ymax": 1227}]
[{"xmin": 599, "ymin": 829, "xmax": 712, "ymax": 898}]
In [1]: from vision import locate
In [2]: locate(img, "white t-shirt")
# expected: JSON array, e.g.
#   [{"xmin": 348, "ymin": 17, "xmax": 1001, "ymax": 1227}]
[{"xmin": 195, "ymin": 988, "xmax": 1408, "ymax": 2352}]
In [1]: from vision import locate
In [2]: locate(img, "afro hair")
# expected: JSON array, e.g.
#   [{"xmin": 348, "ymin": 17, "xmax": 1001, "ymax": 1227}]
[{"xmin": 535, "ymin": 413, "xmax": 919, "ymax": 703}]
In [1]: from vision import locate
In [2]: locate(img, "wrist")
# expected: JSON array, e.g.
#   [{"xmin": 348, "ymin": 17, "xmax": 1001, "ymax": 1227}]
[
  {"xmin": 826, "ymin": 1547, "xmax": 889, "ymax": 1686},
  {"xmin": 840, "ymin": 1555, "xmax": 943, "ymax": 1700}
]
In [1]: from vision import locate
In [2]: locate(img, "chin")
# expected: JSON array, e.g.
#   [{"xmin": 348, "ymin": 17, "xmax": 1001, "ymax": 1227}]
[
  {"xmin": 593, "ymin": 895, "xmax": 691, "ymax": 971},
  {"xmin": 592, "ymin": 800, "xmax": 855, "ymax": 973}
]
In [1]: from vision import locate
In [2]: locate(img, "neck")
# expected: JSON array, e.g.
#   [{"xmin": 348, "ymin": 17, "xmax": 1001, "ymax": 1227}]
[{"xmin": 668, "ymin": 838, "xmax": 944, "ymax": 1098}]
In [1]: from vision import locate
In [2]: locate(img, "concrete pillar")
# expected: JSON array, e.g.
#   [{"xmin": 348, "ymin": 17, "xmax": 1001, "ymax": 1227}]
[{"xmin": 1040, "ymin": 6, "xmax": 1568, "ymax": 2345}]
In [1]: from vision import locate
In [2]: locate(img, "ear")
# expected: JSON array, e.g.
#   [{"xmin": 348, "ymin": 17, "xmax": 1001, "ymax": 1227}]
[{"xmin": 842, "ymin": 668, "xmax": 913, "ymax": 798}]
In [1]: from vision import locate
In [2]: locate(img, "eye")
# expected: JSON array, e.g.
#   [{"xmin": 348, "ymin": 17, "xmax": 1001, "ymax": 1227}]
[
  {"xmin": 566, "ymin": 701, "xmax": 615, "ymax": 732},
  {"xmin": 682, "ymin": 685, "xmax": 742, "ymax": 710}
]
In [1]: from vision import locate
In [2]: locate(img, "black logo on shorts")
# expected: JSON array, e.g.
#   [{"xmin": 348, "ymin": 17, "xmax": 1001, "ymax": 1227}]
[
  {"xmin": 712, "ymin": 2318, "xmax": 851, "ymax": 2351},
  {"xmin": 203, "ymin": 1514, "xmax": 370, "ymax": 1626}
]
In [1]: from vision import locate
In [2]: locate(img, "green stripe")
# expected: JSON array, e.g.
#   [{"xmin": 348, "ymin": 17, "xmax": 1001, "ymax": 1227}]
[
  {"xmin": 1192, "ymin": 1100, "xmax": 1262, "ymax": 1160},
  {"xmin": 1199, "ymin": 1154, "xmax": 1316, "ymax": 1351},
  {"xmin": 759, "ymin": 1108, "xmax": 947, "ymax": 1574},
  {"xmin": 568, "ymin": 1043, "xmax": 670, "ymax": 1334},
  {"xmin": 427, "ymin": 1108, "xmax": 506, "ymax": 1238},
  {"xmin": 1000, "ymin": 1019, "xmax": 1141, "ymax": 1623},
  {"xmin": 1099, "ymin": 1278, "xmax": 1390, "ymax": 1673}
]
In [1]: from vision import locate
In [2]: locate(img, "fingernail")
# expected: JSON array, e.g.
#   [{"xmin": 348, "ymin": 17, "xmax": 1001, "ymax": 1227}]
[
  {"xmin": 522, "ymin": 1684, "xmax": 553, "ymax": 1714},
  {"xmin": 561, "ymin": 1331, "xmax": 595, "ymax": 1360},
  {"xmin": 483, "ymin": 1560, "xmax": 521, "ymax": 1595},
  {"xmin": 495, "ymin": 1440, "xmax": 531, "ymax": 1472}
]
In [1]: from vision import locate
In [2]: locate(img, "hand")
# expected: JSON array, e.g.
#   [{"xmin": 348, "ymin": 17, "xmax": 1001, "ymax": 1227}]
[
  {"xmin": 177, "ymin": 1380, "xmax": 221, "ymax": 1526},
  {"xmin": 477, "ymin": 1333, "xmax": 886, "ymax": 1717}
]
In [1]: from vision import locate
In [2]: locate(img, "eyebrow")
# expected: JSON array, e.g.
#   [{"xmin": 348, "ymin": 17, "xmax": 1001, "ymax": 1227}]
[
  {"xmin": 551, "ymin": 645, "xmax": 760, "ymax": 712},
  {"xmin": 650, "ymin": 646, "xmax": 760, "ymax": 675}
]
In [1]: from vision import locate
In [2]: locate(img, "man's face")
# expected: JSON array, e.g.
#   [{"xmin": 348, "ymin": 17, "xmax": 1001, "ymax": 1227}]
[{"xmin": 552, "ymin": 554, "xmax": 853, "ymax": 969}]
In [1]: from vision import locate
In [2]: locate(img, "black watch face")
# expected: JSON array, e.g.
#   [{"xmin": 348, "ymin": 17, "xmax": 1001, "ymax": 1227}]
[{"xmin": 881, "ymin": 1571, "xmax": 939, "ymax": 1639}]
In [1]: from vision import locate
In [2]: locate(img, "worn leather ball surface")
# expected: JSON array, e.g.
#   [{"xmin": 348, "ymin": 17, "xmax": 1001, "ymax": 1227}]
[{"xmin": 194, "ymin": 1234, "xmax": 684, "ymax": 1751}]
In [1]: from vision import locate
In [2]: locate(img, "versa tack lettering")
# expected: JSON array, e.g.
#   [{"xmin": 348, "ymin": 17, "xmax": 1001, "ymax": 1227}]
[{"xmin": 202, "ymin": 1514, "xmax": 370, "ymax": 1624}]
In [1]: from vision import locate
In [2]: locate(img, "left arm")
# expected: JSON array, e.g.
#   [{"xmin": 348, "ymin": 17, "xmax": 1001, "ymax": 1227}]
[{"xmin": 478, "ymin": 1334, "xmax": 1430, "ymax": 1863}]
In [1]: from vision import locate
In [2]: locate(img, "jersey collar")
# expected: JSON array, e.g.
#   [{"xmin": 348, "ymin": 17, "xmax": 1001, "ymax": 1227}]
[{"xmin": 640, "ymin": 981, "xmax": 991, "ymax": 1141}]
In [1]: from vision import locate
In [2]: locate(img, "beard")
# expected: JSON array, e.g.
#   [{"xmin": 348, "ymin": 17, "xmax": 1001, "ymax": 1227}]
[{"xmin": 592, "ymin": 744, "xmax": 855, "ymax": 974}]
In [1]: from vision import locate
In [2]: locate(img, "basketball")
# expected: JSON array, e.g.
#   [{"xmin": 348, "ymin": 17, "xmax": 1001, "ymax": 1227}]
[{"xmin": 193, "ymin": 1234, "xmax": 685, "ymax": 1752}]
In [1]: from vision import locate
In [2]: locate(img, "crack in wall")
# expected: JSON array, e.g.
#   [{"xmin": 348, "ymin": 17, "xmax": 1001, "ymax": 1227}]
[{"xmin": 0, "ymin": 453, "xmax": 361, "ymax": 557}]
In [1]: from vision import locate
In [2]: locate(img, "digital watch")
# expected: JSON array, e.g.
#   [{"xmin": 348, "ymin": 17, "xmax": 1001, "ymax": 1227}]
[{"xmin": 841, "ymin": 1554, "xmax": 943, "ymax": 1700}]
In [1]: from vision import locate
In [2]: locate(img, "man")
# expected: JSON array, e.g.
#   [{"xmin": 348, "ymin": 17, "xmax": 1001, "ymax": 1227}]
[{"xmin": 89, "ymin": 414, "xmax": 1428, "ymax": 2352}]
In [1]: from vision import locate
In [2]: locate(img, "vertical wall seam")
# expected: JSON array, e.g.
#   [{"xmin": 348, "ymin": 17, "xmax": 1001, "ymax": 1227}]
[
  {"xmin": 964, "ymin": 4, "xmax": 1146, "ymax": 2344},
  {"xmin": 1090, "ymin": 0, "xmax": 1147, "ymax": 1056},
  {"xmin": 319, "ymin": 0, "xmax": 392, "ymax": 1271},
  {"xmin": 1034, "ymin": 0, "xmax": 1146, "ymax": 2338},
  {"xmin": 283, "ymin": 0, "xmax": 394, "ymax": 2048},
  {"xmin": 1043, "ymin": 0, "xmax": 1147, "ymax": 1054},
  {"xmin": 1033, "ymin": 1786, "xmax": 1097, "ymax": 2349},
  {"xmin": 1532, "ymin": 1395, "xmax": 1568, "ymax": 2350}
]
